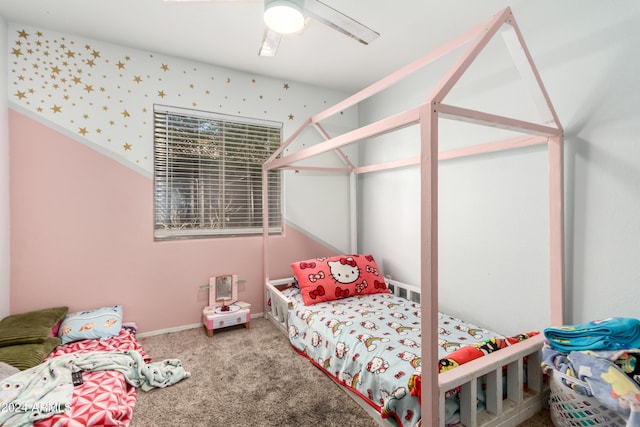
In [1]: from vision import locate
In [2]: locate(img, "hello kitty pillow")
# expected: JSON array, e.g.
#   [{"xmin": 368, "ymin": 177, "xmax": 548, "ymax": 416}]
[{"xmin": 291, "ymin": 254, "xmax": 389, "ymax": 305}]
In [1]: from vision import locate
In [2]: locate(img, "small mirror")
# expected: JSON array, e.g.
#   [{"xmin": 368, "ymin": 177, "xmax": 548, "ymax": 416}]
[
  {"xmin": 208, "ymin": 275, "xmax": 237, "ymax": 307},
  {"xmin": 216, "ymin": 275, "xmax": 233, "ymax": 301}
]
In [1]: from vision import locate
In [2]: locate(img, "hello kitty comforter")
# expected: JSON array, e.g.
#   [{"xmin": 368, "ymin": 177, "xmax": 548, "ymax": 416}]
[{"xmin": 281, "ymin": 285, "xmax": 511, "ymax": 427}]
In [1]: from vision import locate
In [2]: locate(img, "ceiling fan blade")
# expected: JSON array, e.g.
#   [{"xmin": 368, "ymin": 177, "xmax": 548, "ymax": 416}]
[
  {"xmin": 303, "ymin": 0, "xmax": 379, "ymax": 45},
  {"xmin": 258, "ymin": 29, "xmax": 282, "ymax": 56}
]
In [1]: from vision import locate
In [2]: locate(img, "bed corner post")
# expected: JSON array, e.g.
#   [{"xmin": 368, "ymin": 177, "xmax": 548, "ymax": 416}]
[
  {"xmin": 420, "ymin": 101, "xmax": 440, "ymax": 427},
  {"xmin": 349, "ymin": 172, "xmax": 358, "ymax": 253},
  {"xmin": 262, "ymin": 166, "xmax": 270, "ymax": 311},
  {"xmin": 549, "ymin": 134, "xmax": 565, "ymax": 326}
]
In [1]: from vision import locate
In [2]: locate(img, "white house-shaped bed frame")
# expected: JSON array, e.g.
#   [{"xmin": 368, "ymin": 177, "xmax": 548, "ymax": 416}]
[{"xmin": 262, "ymin": 7, "xmax": 564, "ymax": 426}]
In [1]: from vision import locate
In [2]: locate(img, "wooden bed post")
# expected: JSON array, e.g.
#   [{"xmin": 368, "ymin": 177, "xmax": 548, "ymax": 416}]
[
  {"xmin": 420, "ymin": 101, "xmax": 440, "ymax": 427},
  {"xmin": 549, "ymin": 135, "xmax": 565, "ymax": 325},
  {"xmin": 349, "ymin": 172, "xmax": 358, "ymax": 253},
  {"xmin": 262, "ymin": 168, "xmax": 270, "ymax": 307}
]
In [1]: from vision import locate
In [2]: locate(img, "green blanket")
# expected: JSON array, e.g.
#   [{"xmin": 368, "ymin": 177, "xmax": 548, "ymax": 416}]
[{"xmin": 0, "ymin": 350, "xmax": 190, "ymax": 427}]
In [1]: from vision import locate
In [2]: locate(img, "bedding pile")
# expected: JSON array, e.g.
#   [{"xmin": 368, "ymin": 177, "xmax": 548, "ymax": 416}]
[
  {"xmin": 0, "ymin": 306, "xmax": 190, "ymax": 427},
  {"xmin": 542, "ymin": 317, "xmax": 640, "ymax": 426},
  {"xmin": 0, "ymin": 349, "xmax": 189, "ymax": 427}
]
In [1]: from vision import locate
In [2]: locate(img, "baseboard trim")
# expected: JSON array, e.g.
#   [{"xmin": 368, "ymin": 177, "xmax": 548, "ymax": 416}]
[{"xmin": 137, "ymin": 312, "xmax": 264, "ymax": 337}]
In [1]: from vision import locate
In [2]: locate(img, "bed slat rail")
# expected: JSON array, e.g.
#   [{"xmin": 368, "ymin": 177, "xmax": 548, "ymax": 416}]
[
  {"xmin": 265, "ymin": 278, "xmax": 295, "ymax": 335},
  {"xmin": 439, "ymin": 333, "xmax": 546, "ymax": 427},
  {"xmin": 387, "ymin": 278, "xmax": 547, "ymax": 426}
]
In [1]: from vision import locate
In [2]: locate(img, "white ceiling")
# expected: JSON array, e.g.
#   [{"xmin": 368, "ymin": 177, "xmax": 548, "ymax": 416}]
[{"xmin": 0, "ymin": 0, "xmax": 536, "ymax": 93}]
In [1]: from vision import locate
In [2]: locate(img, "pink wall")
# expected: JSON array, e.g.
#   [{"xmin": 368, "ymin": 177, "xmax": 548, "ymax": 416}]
[{"xmin": 9, "ymin": 110, "xmax": 333, "ymax": 332}]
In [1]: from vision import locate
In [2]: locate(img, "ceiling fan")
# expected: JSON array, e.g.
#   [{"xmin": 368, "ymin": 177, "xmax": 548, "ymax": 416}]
[{"xmin": 164, "ymin": 0, "xmax": 379, "ymax": 57}]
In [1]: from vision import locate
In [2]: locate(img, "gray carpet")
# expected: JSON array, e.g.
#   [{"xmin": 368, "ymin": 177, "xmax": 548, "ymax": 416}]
[
  {"xmin": 130, "ymin": 317, "xmax": 552, "ymax": 427},
  {"xmin": 130, "ymin": 317, "xmax": 378, "ymax": 427}
]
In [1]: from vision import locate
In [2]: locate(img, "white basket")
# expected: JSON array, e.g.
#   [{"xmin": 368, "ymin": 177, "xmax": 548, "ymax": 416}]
[{"xmin": 548, "ymin": 370, "xmax": 627, "ymax": 426}]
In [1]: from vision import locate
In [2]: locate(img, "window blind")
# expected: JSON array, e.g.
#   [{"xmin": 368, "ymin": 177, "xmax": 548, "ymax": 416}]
[{"xmin": 153, "ymin": 105, "xmax": 282, "ymax": 239}]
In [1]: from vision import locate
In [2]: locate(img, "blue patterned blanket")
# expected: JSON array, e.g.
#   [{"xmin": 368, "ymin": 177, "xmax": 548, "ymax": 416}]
[{"xmin": 281, "ymin": 286, "xmax": 506, "ymax": 427}]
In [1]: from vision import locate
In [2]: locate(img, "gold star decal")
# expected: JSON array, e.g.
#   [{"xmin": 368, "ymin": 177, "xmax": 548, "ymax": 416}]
[
  {"xmin": 65, "ymin": 49, "xmax": 76, "ymax": 58},
  {"xmin": 83, "ymin": 84, "xmax": 94, "ymax": 93},
  {"xmin": 116, "ymin": 61, "xmax": 125, "ymax": 69},
  {"xmin": 51, "ymin": 105, "xmax": 62, "ymax": 113},
  {"xmin": 123, "ymin": 143, "xmax": 132, "ymax": 151},
  {"xmin": 288, "ymin": 114, "xmax": 294, "ymax": 120},
  {"xmin": 78, "ymin": 127, "xmax": 88, "ymax": 136},
  {"xmin": 161, "ymin": 64, "xmax": 169, "ymax": 72},
  {"xmin": 121, "ymin": 109, "xmax": 130, "ymax": 118},
  {"xmin": 283, "ymin": 83, "xmax": 290, "ymax": 90},
  {"xmin": 157, "ymin": 90, "xmax": 166, "ymax": 98},
  {"xmin": 17, "ymin": 30, "xmax": 29, "ymax": 39},
  {"xmin": 14, "ymin": 91, "xmax": 27, "ymax": 100},
  {"xmin": 86, "ymin": 59, "xmax": 96, "ymax": 67},
  {"xmin": 91, "ymin": 50, "xmax": 100, "ymax": 58},
  {"xmin": 51, "ymin": 66, "xmax": 61, "ymax": 74},
  {"xmin": 11, "ymin": 48, "xmax": 22, "ymax": 58},
  {"xmin": 133, "ymin": 75, "xmax": 142, "ymax": 83}
]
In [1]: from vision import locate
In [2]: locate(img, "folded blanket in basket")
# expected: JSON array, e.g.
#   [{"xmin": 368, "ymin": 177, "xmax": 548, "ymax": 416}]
[
  {"xmin": 544, "ymin": 317, "xmax": 640, "ymax": 352},
  {"xmin": 542, "ymin": 345, "xmax": 640, "ymax": 426},
  {"xmin": 569, "ymin": 351, "xmax": 640, "ymax": 426}
]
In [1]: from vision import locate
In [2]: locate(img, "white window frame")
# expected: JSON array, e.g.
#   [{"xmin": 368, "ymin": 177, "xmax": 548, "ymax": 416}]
[{"xmin": 153, "ymin": 104, "xmax": 282, "ymax": 240}]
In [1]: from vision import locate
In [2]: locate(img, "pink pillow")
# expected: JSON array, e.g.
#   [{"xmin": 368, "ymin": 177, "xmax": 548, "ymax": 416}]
[{"xmin": 291, "ymin": 254, "xmax": 389, "ymax": 305}]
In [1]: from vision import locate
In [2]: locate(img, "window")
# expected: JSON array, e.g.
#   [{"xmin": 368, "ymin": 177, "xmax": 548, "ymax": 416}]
[{"xmin": 153, "ymin": 105, "xmax": 282, "ymax": 239}]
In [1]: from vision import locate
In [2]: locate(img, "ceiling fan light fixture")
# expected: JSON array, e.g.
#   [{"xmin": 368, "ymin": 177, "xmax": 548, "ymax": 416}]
[{"xmin": 264, "ymin": 0, "xmax": 305, "ymax": 35}]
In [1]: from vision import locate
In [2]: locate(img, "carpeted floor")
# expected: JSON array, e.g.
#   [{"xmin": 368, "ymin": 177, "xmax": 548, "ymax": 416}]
[
  {"xmin": 130, "ymin": 317, "xmax": 553, "ymax": 426},
  {"xmin": 518, "ymin": 408, "xmax": 553, "ymax": 426}
]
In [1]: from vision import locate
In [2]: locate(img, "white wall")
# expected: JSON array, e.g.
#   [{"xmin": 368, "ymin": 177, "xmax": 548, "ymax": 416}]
[
  {"xmin": 358, "ymin": 1, "xmax": 640, "ymax": 336},
  {"xmin": 0, "ymin": 16, "xmax": 9, "ymax": 318}
]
